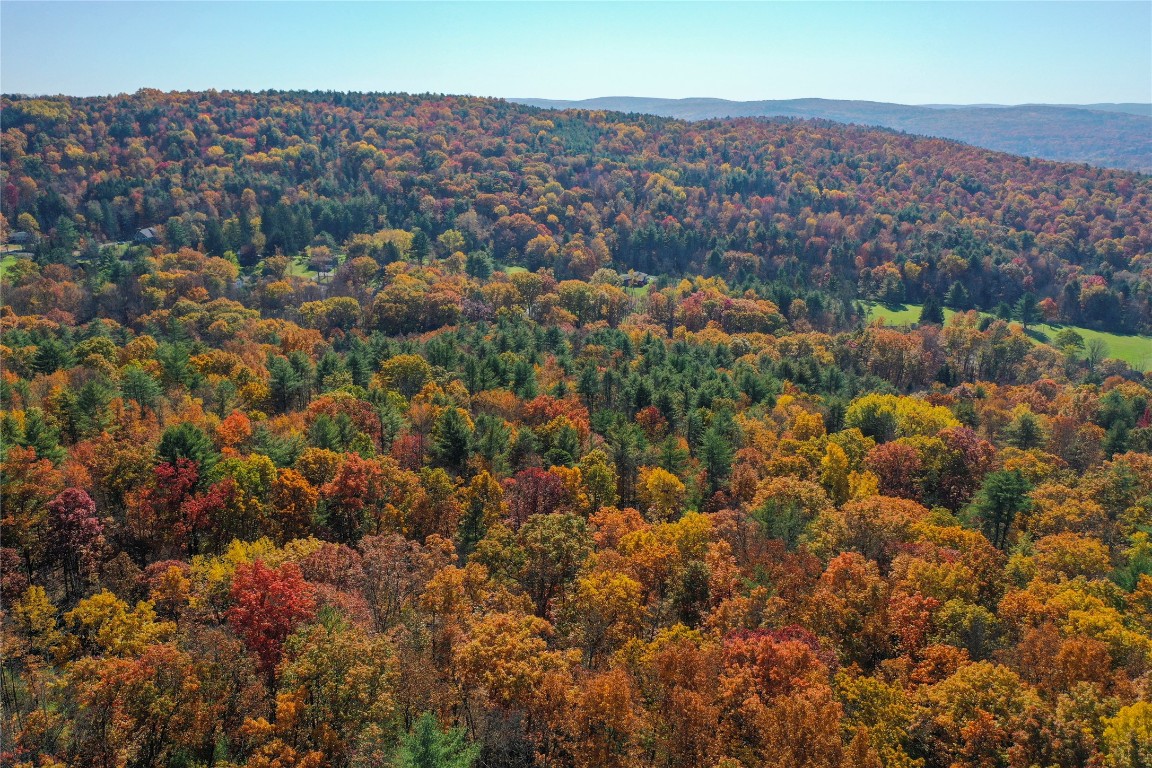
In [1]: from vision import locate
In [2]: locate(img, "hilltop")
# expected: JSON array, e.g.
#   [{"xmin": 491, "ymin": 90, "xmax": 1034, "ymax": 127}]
[
  {"xmin": 3, "ymin": 90, "xmax": 1150, "ymax": 333},
  {"xmin": 514, "ymin": 96, "xmax": 1152, "ymax": 173}
]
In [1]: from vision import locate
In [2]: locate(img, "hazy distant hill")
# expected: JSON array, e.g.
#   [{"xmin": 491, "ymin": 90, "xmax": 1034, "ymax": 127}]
[{"xmin": 514, "ymin": 97, "xmax": 1152, "ymax": 172}]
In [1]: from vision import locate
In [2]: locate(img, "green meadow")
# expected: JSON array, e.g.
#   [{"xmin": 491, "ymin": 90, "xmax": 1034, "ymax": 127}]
[
  {"xmin": 0, "ymin": 251, "xmax": 31, "ymax": 278},
  {"xmin": 864, "ymin": 302, "xmax": 1152, "ymax": 372}
]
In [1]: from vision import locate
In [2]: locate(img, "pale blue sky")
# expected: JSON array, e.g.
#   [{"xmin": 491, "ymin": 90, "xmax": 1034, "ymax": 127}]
[{"xmin": 2, "ymin": 2, "xmax": 1149, "ymax": 104}]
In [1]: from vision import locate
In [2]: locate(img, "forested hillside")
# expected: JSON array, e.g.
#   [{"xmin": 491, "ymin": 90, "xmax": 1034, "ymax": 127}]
[
  {"xmin": 515, "ymin": 97, "xmax": 1152, "ymax": 173},
  {"xmin": 3, "ymin": 90, "xmax": 1151, "ymax": 332},
  {"xmin": 2, "ymin": 91, "xmax": 1152, "ymax": 768}
]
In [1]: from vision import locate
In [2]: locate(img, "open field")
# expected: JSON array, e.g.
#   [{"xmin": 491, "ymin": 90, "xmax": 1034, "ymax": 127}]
[
  {"xmin": 285, "ymin": 257, "xmax": 320, "ymax": 279},
  {"xmin": 0, "ymin": 252, "xmax": 31, "ymax": 278},
  {"xmin": 864, "ymin": 302, "xmax": 1152, "ymax": 371},
  {"xmin": 625, "ymin": 282, "xmax": 653, "ymax": 298}
]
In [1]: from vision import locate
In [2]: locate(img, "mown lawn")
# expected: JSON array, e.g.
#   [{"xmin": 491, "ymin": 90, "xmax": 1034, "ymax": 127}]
[
  {"xmin": 285, "ymin": 257, "xmax": 319, "ymax": 279},
  {"xmin": 864, "ymin": 301, "xmax": 1152, "ymax": 371}
]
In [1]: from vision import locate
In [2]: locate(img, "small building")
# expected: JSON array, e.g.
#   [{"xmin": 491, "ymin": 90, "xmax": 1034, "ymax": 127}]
[
  {"xmin": 134, "ymin": 227, "xmax": 159, "ymax": 244},
  {"xmin": 624, "ymin": 270, "xmax": 652, "ymax": 288},
  {"xmin": 7, "ymin": 230, "xmax": 31, "ymax": 245}
]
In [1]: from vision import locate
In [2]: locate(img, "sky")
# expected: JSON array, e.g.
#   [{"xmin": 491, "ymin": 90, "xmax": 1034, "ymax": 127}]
[{"xmin": 1, "ymin": 2, "xmax": 1150, "ymax": 105}]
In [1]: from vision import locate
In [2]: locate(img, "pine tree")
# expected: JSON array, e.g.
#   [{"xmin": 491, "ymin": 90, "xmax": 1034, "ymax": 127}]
[
  {"xmin": 512, "ymin": 358, "xmax": 537, "ymax": 399},
  {"xmin": 1104, "ymin": 422, "xmax": 1130, "ymax": 458},
  {"xmin": 268, "ymin": 355, "xmax": 306, "ymax": 413},
  {"xmin": 395, "ymin": 711, "xmax": 479, "ymax": 768},
  {"xmin": 308, "ymin": 414, "xmax": 342, "ymax": 451},
  {"xmin": 465, "ymin": 250, "xmax": 493, "ymax": 278},
  {"xmin": 577, "ymin": 366, "xmax": 599, "ymax": 412},
  {"xmin": 919, "ymin": 293, "xmax": 945, "ymax": 325},
  {"xmin": 944, "ymin": 281, "xmax": 970, "ymax": 310},
  {"xmin": 431, "ymin": 408, "xmax": 473, "ymax": 475},
  {"xmin": 507, "ymin": 427, "xmax": 539, "ymax": 473},
  {"xmin": 1003, "ymin": 411, "xmax": 1045, "ymax": 450},
  {"xmin": 970, "ymin": 470, "xmax": 1031, "ymax": 550},
  {"xmin": 120, "ymin": 364, "xmax": 163, "ymax": 411},
  {"xmin": 21, "ymin": 408, "xmax": 65, "ymax": 463},
  {"xmin": 700, "ymin": 425, "xmax": 734, "ymax": 495},
  {"xmin": 204, "ymin": 218, "xmax": 226, "ymax": 255},
  {"xmin": 1015, "ymin": 292, "xmax": 1042, "ymax": 330},
  {"xmin": 411, "ymin": 229, "xmax": 431, "ymax": 265},
  {"xmin": 158, "ymin": 423, "xmax": 216, "ymax": 471}
]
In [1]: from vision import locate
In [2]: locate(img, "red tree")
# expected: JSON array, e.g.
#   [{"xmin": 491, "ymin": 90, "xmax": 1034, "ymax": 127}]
[
  {"xmin": 126, "ymin": 459, "xmax": 200, "ymax": 560},
  {"xmin": 46, "ymin": 487, "xmax": 105, "ymax": 595},
  {"xmin": 227, "ymin": 559, "xmax": 316, "ymax": 690},
  {"xmin": 504, "ymin": 467, "xmax": 566, "ymax": 529},
  {"xmin": 865, "ymin": 442, "xmax": 924, "ymax": 501}
]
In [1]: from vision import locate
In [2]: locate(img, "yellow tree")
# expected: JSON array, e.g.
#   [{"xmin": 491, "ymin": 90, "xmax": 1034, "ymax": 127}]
[
  {"xmin": 566, "ymin": 569, "xmax": 645, "ymax": 666},
  {"xmin": 819, "ymin": 443, "xmax": 850, "ymax": 505},
  {"xmin": 638, "ymin": 466, "xmax": 687, "ymax": 522},
  {"xmin": 1104, "ymin": 701, "xmax": 1152, "ymax": 768},
  {"xmin": 455, "ymin": 610, "xmax": 567, "ymax": 711}
]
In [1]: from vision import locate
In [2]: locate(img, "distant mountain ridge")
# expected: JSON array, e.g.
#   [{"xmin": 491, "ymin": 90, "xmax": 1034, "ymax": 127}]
[{"xmin": 512, "ymin": 97, "xmax": 1152, "ymax": 172}]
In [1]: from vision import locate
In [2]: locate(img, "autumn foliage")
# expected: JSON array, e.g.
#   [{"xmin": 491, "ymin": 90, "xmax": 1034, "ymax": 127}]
[{"xmin": 3, "ymin": 90, "xmax": 1152, "ymax": 768}]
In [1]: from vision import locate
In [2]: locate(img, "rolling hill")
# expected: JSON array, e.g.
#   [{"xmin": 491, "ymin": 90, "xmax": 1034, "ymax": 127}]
[
  {"xmin": 513, "ymin": 97, "xmax": 1152, "ymax": 173},
  {"xmin": 3, "ymin": 90, "xmax": 1150, "ymax": 333}
]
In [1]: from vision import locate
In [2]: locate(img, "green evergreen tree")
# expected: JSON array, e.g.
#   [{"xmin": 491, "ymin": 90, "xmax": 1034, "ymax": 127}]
[
  {"xmin": 308, "ymin": 414, "xmax": 342, "ymax": 451},
  {"xmin": 21, "ymin": 407, "xmax": 65, "ymax": 463},
  {"xmin": 52, "ymin": 387, "xmax": 81, "ymax": 444},
  {"xmin": 431, "ymin": 407, "xmax": 473, "ymax": 475},
  {"xmin": 52, "ymin": 215, "xmax": 80, "ymax": 255},
  {"xmin": 33, "ymin": 337, "xmax": 71, "ymax": 375},
  {"xmin": 1003, "ymin": 410, "xmax": 1045, "ymax": 450},
  {"xmin": 656, "ymin": 435, "xmax": 690, "ymax": 475},
  {"xmin": 944, "ymin": 281, "xmax": 970, "ymax": 310},
  {"xmin": 120, "ymin": 364, "xmax": 164, "ymax": 411},
  {"xmin": 251, "ymin": 425, "xmax": 305, "ymax": 468},
  {"xmin": 543, "ymin": 422, "xmax": 580, "ymax": 468},
  {"xmin": 158, "ymin": 422, "xmax": 216, "ymax": 471},
  {"xmin": 606, "ymin": 421, "xmax": 645, "ymax": 505},
  {"xmin": 970, "ymin": 470, "xmax": 1031, "ymax": 550},
  {"xmin": 919, "ymin": 292, "xmax": 945, "ymax": 325},
  {"xmin": 465, "ymin": 250, "xmax": 493, "ymax": 278},
  {"xmin": 457, "ymin": 494, "xmax": 488, "ymax": 560},
  {"xmin": 507, "ymin": 427, "xmax": 539, "ymax": 473},
  {"xmin": 512, "ymin": 358, "xmax": 537, "ymax": 399},
  {"xmin": 473, "ymin": 414, "xmax": 510, "ymax": 474},
  {"xmin": 395, "ymin": 712, "xmax": 479, "ymax": 768},
  {"xmin": 268, "ymin": 355, "xmax": 306, "ymax": 413},
  {"xmin": 1015, "ymin": 292, "xmax": 1042, "ymax": 330},
  {"xmin": 204, "ymin": 218, "xmax": 226, "ymax": 255},
  {"xmin": 411, "ymin": 229, "xmax": 431, "ymax": 265},
  {"xmin": 165, "ymin": 217, "xmax": 190, "ymax": 250},
  {"xmin": 1104, "ymin": 422, "xmax": 1130, "ymax": 458},
  {"xmin": 700, "ymin": 425, "xmax": 734, "ymax": 495}
]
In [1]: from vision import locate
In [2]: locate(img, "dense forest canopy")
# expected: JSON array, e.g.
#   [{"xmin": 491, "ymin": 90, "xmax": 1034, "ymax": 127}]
[
  {"xmin": 2, "ymin": 89, "xmax": 1150, "ymax": 332},
  {"xmin": 515, "ymin": 96, "xmax": 1152, "ymax": 173},
  {"xmin": 2, "ymin": 90, "xmax": 1152, "ymax": 768}
]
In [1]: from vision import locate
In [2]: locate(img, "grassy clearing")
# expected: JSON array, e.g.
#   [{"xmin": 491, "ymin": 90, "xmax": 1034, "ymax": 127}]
[
  {"xmin": 252, "ymin": 255, "xmax": 322, "ymax": 280},
  {"xmin": 864, "ymin": 301, "xmax": 1152, "ymax": 372},
  {"xmin": 864, "ymin": 302, "xmax": 927, "ymax": 326},
  {"xmin": 0, "ymin": 252, "xmax": 31, "ymax": 279},
  {"xmin": 285, "ymin": 257, "xmax": 319, "ymax": 279},
  {"xmin": 626, "ymin": 282, "xmax": 653, "ymax": 298},
  {"xmin": 501, "ymin": 265, "xmax": 528, "ymax": 275}
]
